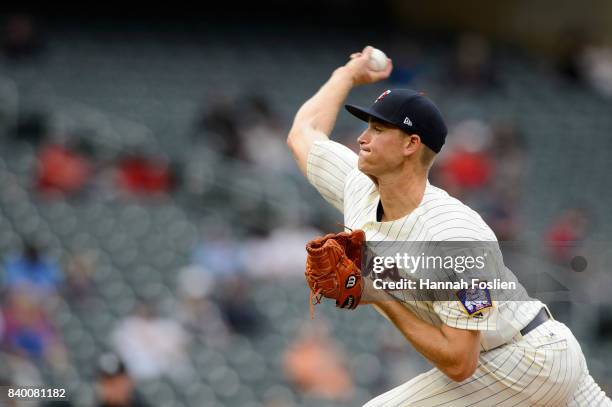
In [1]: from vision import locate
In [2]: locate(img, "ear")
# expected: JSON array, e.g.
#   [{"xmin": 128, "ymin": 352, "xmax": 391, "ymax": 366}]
[{"xmin": 403, "ymin": 134, "xmax": 421, "ymax": 157}]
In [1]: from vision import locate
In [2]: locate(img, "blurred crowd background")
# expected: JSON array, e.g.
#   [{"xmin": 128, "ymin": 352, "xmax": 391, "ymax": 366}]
[{"xmin": 1, "ymin": 4, "xmax": 612, "ymax": 406}]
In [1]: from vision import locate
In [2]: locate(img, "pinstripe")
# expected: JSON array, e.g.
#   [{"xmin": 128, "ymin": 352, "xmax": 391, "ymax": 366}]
[
  {"xmin": 308, "ymin": 161, "xmax": 346, "ymax": 184},
  {"xmin": 313, "ymin": 183, "xmax": 342, "ymax": 205},
  {"xmin": 424, "ymin": 211, "xmax": 491, "ymax": 230},
  {"xmin": 425, "ymin": 346, "xmax": 523, "ymax": 406},
  {"xmin": 312, "ymin": 179, "xmax": 343, "ymax": 201},
  {"xmin": 527, "ymin": 347, "xmax": 561, "ymax": 406},
  {"xmin": 316, "ymin": 143, "xmax": 355, "ymax": 168},
  {"xmin": 462, "ymin": 350, "xmax": 528, "ymax": 406},
  {"xmin": 348, "ymin": 175, "xmax": 374, "ymax": 197},
  {"xmin": 423, "ymin": 210, "xmax": 491, "ymax": 231},
  {"xmin": 432, "ymin": 349, "xmax": 525, "ymax": 407},
  {"xmin": 350, "ymin": 200, "xmax": 377, "ymax": 229},
  {"xmin": 431, "ymin": 226, "xmax": 494, "ymax": 239},
  {"xmin": 540, "ymin": 342, "xmax": 571, "ymax": 405},
  {"xmin": 311, "ymin": 164, "xmax": 344, "ymax": 190},
  {"xmin": 382, "ymin": 346, "xmax": 518, "ymax": 407},
  {"xmin": 506, "ymin": 349, "xmax": 550, "ymax": 406}
]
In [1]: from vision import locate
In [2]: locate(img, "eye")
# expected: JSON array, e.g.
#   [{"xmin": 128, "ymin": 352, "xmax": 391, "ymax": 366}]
[{"xmin": 373, "ymin": 126, "xmax": 382, "ymax": 133}]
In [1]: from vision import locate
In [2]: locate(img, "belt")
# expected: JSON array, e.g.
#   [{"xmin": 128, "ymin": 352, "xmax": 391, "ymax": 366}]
[
  {"xmin": 519, "ymin": 307, "xmax": 551, "ymax": 337},
  {"xmin": 482, "ymin": 307, "xmax": 553, "ymax": 352}
]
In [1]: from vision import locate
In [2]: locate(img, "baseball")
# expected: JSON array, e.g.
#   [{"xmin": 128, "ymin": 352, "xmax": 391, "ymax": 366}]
[{"xmin": 368, "ymin": 48, "xmax": 388, "ymax": 71}]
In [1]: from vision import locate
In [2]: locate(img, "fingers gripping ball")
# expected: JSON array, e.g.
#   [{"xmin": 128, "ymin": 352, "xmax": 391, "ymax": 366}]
[{"xmin": 305, "ymin": 230, "xmax": 366, "ymax": 318}]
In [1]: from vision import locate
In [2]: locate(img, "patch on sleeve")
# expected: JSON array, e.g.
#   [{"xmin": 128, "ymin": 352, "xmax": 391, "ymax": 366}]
[{"xmin": 456, "ymin": 287, "xmax": 493, "ymax": 316}]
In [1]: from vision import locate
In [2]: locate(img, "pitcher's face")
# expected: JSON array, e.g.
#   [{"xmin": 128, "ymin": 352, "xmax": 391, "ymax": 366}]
[{"xmin": 357, "ymin": 119, "xmax": 407, "ymax": 177}]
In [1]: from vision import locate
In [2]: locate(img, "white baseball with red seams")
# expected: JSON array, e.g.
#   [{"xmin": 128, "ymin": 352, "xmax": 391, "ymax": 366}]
[{"xmin": 368, "ymin": 48, "xmax": 388, "ymax": 71}]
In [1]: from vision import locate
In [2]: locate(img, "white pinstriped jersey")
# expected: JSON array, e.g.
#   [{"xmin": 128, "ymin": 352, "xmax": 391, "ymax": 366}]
[
  {"xmin": 306, "ymin": 140, "xmax": 612, "ymax": 406},
  {"xmin": 306, "ymin": 139, "xmax": 543, "ymax": 351}
]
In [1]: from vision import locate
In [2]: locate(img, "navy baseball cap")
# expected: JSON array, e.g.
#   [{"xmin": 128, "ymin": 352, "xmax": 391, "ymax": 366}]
[{"xmin": 345, "ymin": 89, "xmax": 448, "ymax": 153}]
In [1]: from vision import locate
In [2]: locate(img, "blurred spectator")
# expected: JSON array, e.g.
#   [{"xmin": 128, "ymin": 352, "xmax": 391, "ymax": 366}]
[
  {"xmin": 116, "ymin": 153, "xmax": 175, "ymax": 196},
  {"xmin": 176, "ymin": 264, "xmax": 230, "ymax": 342},
  {"xmin": 3, "ymin": 241, "xmax": 63, "ymax": 298},
  {"xmin": 283, "ymin": 320, "xmax": 353, "ymax": 401},
  {"xmin": 64, "ymin": 250, "xmax": 97, "ymax": 302},
  {"xmin": 557, "ymin": 27, "xmax": 592, "ymax": 84},
  {"xmin": 489, "ymin": 120, "xmax": 527, "ymax": 197},
  {"xmin": 1, "ymin": 14, "xmax": 44, "ymax": 61},
  {"xmin": 194, "ymin": 97, "xmax": 246, "ymax": 160},
  {"xmin": 1, "ymin": 293, "xmax": 66, "ymax": 367},
  {"xmin": 241, "ymin": 93, "xmax": 278, "ymax": 126},
  {"xmin": 434, "ymin": 119, "xmax": 495, "ymax": 197},
  {"xmin": 177, "ymin": 264, "xmax": 214, "ymax": 300},
  {"xmin": 192, "ymin": 223, "xmax": 244, "ymax": 279},
  {"xmin": 544, "ymin": 207, "xmax": 591, "ymax": 264},
  {"xmin": 439, "ymin": 148, "xmax": 494, "ymax": 190},
  {"xmin": 480, "ymin": 192, "xmax": 520, "ymax": 241},
  {"xmin": 95, "ymin": 353, "xmax": 150, "ymax": 407},
  {"xmin": 449, "ymin": 33, "xmax": 498, "ymax": 90},
  {"xmin": 111, "ymin": 303, "xmax": 191, "ymax": 381},
  {"xmin": 579, "ymin": 45, "xmax": 612, "ymax": 97},
  {"xmin": 217, "ymin": 277, "xmax": 265, "ymax": 336},
  {"xmin": 10, "ymin": 111, "xmax": 49, "ymax": 145},
  {"xmin": 240, "ymin": 94, "xmax": 295, "ymax": 173},
  {"xmin": 36, "ymin": 142, "xmax": 93, "ymax": 198},
  {"xmin": 481, "ymin": 120, "xmax": 526, "ymax": 240},
  {"xmin": 556, "ymin": 27, "xmax": 612, "ymax": 97},
  {"xmin": 243, "ymin": 224, "xmax": 322, "ymax": 278}
]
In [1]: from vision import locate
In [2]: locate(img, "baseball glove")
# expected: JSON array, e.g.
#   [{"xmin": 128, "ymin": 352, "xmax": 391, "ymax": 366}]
[{"xmin": 305, "ymin": 229, "xmax": 366, "ymax": 318}]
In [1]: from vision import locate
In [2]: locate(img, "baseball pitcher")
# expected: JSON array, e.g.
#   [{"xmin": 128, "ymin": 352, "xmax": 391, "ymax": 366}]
[{"xmin": 287, "ymin": 46, "xmax": 611, "ymax": 406}]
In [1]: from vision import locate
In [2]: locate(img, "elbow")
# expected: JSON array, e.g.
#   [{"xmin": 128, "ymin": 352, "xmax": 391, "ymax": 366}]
[
  {"xmin": 444, "ymin": 358, "xmax": 478, "ymax": 383},
  {"xmin": 447, "ymin": 368, "xmax": 475, "ymax": 383},
  {"xmin": 286, "ymin": 130, "xmax": 295, "ymax": 148},
  {"xmin": 287, "ymin": 127, "xmax": 299, "ymax": 150}
]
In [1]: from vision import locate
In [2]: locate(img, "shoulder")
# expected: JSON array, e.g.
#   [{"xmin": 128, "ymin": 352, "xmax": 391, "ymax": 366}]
[
  {"xmin": 305, "ymin": 140, "xmax": 359, "ymax": 212},
  {"xmin": 308, "ymin": 140, "xmax": 357, "ymax": 169},
  {"xmin": 420, "ymin": 184, "xmax": 497, "ymax": 241},
  {"xmin": 306, "ymin": 140, "xmax": 358, "ymax": 189}
]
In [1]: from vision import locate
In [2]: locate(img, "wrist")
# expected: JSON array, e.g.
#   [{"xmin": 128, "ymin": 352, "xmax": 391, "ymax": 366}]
[
  {"xmin": 332, "ymin": 66, "xmax": 356, "ymax": 87},
  {"xmin": 361, "ymin": 278, "xmax": 394, "ymax": 305}
]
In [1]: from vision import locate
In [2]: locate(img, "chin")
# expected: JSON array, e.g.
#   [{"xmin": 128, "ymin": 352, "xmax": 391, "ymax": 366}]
[
  {"xmin": 358, "ymin": 160, "xmax": 375, "ymax": 177},
  {"xmin": 357, "ymin": 157, "xmax": 366, "ymax": 171}
]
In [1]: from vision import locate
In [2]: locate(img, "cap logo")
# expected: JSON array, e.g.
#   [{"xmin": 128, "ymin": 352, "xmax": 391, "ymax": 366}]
[
  {"xmin": 403, "ymin": 117, "xmax": 413, "ymax": 126},
  {"xmin": 375, "ymin": 90, "xmax": 391, "ymax": 103}
]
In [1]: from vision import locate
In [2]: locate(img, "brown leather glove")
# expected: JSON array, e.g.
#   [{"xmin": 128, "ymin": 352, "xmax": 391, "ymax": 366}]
[{"xmin": 305, "ymin": 230, "xmax": 366, "ymax": 318}]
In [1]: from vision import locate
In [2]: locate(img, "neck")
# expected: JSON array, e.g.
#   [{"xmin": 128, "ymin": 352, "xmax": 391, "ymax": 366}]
[{"xmin": 377, "ymin": 169, "xmax": 428, "ymax": 222}]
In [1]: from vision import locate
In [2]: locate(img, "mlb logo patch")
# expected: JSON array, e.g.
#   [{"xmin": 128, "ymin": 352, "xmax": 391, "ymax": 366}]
[
  {"xmin": 375, "ymin": 90, "xmax": 391, "ymax": 103},
  {"xmin": 456, "ymin": 287, "xmax": 492, "ymax": 316}
]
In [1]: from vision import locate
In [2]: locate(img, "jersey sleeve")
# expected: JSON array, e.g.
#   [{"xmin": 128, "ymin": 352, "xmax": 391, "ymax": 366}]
[
  {"xmin": 432, "ymin": 244, "xmax": 500, "ymax": 331},
  {"xmin": 306, "ymin": 140, "xmax": 358, "ymax": 212}
]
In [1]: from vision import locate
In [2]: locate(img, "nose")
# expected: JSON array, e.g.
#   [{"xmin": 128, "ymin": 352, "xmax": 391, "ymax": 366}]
[{"xmin": 357, "ymin": 130, "xmax": 370, "ymax": 146}]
